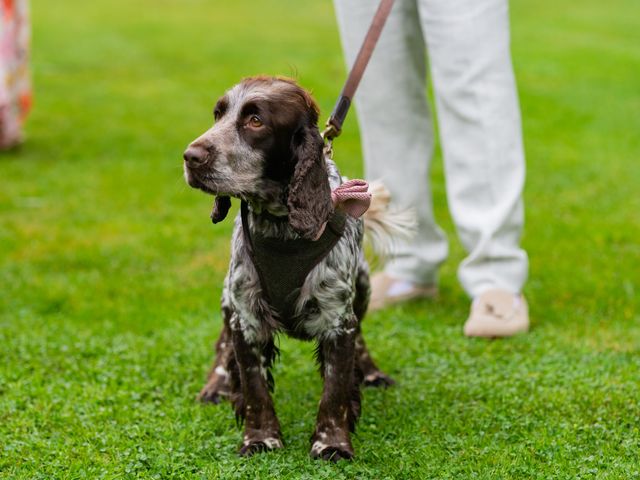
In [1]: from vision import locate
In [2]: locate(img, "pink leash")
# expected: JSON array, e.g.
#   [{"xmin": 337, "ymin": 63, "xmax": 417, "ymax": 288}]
[
  {"xmin": 313, "ymin": 180, "xmax": 371, "ymax": 240},
  {"xmin": 331, "ymin": 179, "xmax": 371, "ymax": 218}
]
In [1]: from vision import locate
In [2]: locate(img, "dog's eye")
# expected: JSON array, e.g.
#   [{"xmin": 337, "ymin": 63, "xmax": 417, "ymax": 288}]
[
  {"xmin": 214, "ymin": 109, "xmax": 222, "ymax": 121},
  {"xmin": 248, "ymin": 115, "xmax": 263, "ymax": 128}
]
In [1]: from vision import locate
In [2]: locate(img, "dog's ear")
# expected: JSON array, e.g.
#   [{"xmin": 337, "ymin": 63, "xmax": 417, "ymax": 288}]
[
  {"xmin": 287, "ymin": 126, "xmax": 333, "ymax": 240},
  {"xmin": 210, "ymin": 195, "xmax": 231, "ymax": 224}
]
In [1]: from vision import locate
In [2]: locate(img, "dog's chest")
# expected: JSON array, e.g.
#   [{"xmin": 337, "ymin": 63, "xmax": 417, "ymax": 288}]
[
  {"xmin": 240, "ymin": 205, "xmax": 347, "ymax": 322},
  {"xmin": 230, "ymin": 259, "xmax": 355, "ymax": 340},
  {"xmin": 228, "ymin": 220, "xmax": 360, "ymax": 340}
]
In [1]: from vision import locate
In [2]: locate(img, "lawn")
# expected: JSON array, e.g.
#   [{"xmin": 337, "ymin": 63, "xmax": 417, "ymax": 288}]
[{"xmin": 1, "ymin": 0, "xmax": 639, "ymax": 478}]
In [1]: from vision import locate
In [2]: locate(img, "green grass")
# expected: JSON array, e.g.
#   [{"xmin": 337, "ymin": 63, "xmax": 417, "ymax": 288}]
[{"xmin": 1, "ymin": 0, "xmax": 639, "ymax": 478}]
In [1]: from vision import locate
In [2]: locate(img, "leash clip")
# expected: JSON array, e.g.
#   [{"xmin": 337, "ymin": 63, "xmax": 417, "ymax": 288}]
[
  {"xmin": 321, "ymin": 121, "xmax": 340, "ymax": 142},
  {"xmin": 321, "ymin": 120, "xmax": 339, "ymax": 160},
  {"xmin": 323, "ymin": 137, "xmax": 334, "ymax": 160}
]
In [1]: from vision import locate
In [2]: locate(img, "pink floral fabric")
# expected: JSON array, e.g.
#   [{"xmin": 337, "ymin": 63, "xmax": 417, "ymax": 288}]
[{"xmin": 0, "ymin": 0, "xmax": 31, "ymax": 148}]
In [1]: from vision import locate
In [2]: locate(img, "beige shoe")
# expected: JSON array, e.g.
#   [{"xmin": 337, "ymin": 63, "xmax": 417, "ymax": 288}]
[
  {"xmin": 464, "ymin": 289, "xmax": 529, "ymax": 338},
  {"xmin": 369, "ymin": 272, "xmax": 438, "ymax": 311}
]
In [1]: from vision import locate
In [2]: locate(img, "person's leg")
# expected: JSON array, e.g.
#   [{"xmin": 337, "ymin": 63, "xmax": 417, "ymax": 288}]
[
  {"xmin": 333, "ymin": 0, "xmax": 448, "ymax": 288},
  {"xmin": 417, "ymin": 0, "xmax": 529, "ymax": 335},
  {"xmin": 417, "ymin": 0, "xmax": 528, "ymax": 298}
]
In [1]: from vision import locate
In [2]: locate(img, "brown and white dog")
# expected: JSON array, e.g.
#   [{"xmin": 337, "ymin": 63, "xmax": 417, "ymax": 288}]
[{"xmin": 183, "ymin": 76, "xmax": 410, "ymax": 461}]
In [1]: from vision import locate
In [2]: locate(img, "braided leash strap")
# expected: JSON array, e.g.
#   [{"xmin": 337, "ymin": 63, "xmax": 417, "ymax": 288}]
[{"xmin": 331, "ymin": 179, "xmax": 371, "ymax": 218}]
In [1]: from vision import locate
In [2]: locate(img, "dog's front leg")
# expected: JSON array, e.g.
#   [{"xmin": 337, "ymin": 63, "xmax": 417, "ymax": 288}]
[
  {"xmin": 310, "ymin": 313, "xmax": 360, "ymax": 461},
  {"xmin": 230, "ymin": 322, "xmax": 282, "ymax": 456}
]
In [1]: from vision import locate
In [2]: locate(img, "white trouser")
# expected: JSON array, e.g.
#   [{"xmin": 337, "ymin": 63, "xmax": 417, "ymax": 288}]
[{"xmin": 333, "ymin": 0, "xmax": 528, "ymax": 297}]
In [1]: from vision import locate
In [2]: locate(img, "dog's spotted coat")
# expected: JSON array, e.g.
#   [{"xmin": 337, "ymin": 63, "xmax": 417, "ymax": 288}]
[{"xmin": 184, "ymin": 76, "xmax": 395, "ymax": 461}]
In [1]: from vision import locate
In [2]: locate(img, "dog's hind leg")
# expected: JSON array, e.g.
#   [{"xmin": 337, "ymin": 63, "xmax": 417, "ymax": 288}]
[
  {"xmin": 198, "ymin": 306, "xmax": 236, "ymax": 404},
  {"xmin": 354, "ymin": 330, "xmax": 395, "ymax": 388},
  {"xmin": 353, "ymin": 262, "xmax": 395, "ymax": 388}
]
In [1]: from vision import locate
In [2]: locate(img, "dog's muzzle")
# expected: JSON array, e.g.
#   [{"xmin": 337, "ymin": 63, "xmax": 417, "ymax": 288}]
[{"xmin": 183, "ymin": 144, "xmax": 209, "ymax": 168}]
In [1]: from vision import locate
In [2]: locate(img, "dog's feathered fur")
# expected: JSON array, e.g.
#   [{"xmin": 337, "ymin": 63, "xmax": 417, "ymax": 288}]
[{"xmin": 183, "ymin": 76, "xmax": 407, "ymax": 461}]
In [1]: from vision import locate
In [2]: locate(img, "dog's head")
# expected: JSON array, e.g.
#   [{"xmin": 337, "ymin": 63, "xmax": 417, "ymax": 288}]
[{"xmin": 183, "ymin": 76, "xmax": 333, "ymax": 240}]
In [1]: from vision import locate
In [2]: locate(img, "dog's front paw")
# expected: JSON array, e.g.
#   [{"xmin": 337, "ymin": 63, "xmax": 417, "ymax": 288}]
[
  {"xmin": 197, "ymin": 368, "xmax": 231, "ymax": 404},
  {"xmin": 238, "ymin": 433, "xmax": 283, "ymax": 457},
  {"xmin": 363, "ymin": 370, "xmax": 395, "ymax": 388},
  {"xmin": 310, "ymin": 430, "xmax": 354, "ymax": 462}
]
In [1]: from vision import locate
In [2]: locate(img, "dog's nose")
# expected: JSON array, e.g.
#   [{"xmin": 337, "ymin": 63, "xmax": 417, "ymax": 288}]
[{"xmin": 183, "ymin": 145, "xmax": 208, "ymax": 167}]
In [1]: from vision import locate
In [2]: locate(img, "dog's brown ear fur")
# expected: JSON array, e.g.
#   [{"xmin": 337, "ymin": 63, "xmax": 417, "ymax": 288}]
[
  {"xmin": 211, "ymin": 196, "xmax": 232, "ymax": 224},
  {"xmin": 287, "ymin": 125, "xmax": 333, "ymax": 240}
]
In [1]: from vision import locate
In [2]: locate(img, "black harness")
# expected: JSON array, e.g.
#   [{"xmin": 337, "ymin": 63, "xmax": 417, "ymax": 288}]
[{"xmin": 240, "ymin": 201, "xmax": 346, "ymax": 322}]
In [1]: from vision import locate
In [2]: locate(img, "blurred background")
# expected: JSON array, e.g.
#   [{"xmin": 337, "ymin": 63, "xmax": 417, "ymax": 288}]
[{"xmin": 1, "ymin": 0, "xmax": 639, "ymax": 478}]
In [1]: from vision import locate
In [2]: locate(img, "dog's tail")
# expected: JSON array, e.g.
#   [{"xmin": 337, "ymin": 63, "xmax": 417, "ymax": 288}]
[{"xmin": 363, "ymin": 181, "xmax": 416, "ymax": 262}]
